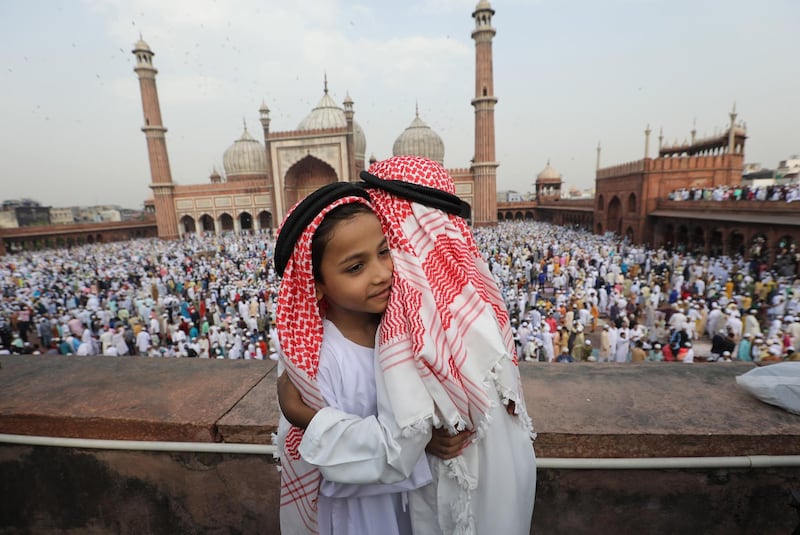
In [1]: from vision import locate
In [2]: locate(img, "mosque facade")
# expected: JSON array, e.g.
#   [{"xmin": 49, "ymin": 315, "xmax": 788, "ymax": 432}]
[{"xmin": 133, "ymin": 1, "xmax": 498, "ymax": 240}]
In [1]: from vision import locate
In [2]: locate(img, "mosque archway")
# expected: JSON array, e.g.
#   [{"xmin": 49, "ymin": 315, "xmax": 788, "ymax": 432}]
[
  {"xmin": 284, "ymin": 155, "xmax": 338, "ymax": 209},
  {"xmin": 749, "ymin": 233, "xmax": 768, "ymax": 263},
  {"xmin": 606, "ymin": 196, "xmax": 622, "ymax": 235},
  {"xmin": 515, "ymin": 211, "xmax": 523, "ymax": 221},
  {"xmin": 200, "ymin": 214, "xmax": 215, "ymax": 234},
  {"xmin": 676, "ymin": 225, "xmax": 689, "ymax": 252},
  {"xmin": 525, "ymin": 211, "xmax": 534, "ymax": 220},
  {"xmin": 181, "ymin": 215, "xmax": 196, "ymax": 235},
  {"xmin": 690, "ymin": 226, "xmax": 705, "ymax": 255},
  {"xmin": 596, "ymin": 222, "xmax": 603, "ymax": 235},
  {"xmin": 239, "ymin": 211, "xmax": 254, "ymax": 232},
  {"xmin": 219, "ymin": 213, "xmax": 234, "ymax": 232},
  {"xmin": 778, "ymin": 235, "xmax": 796, "ymax": 253},
  {"xmin": 258, "ymin": 211, "xmax": 273, "ymax": 231},
  {"xmin": 776, "ymin": 235, "xmax": 798, "ymax": 277},
  {"xmin": 625, "ymin": 226, "xmax": 634, "ymax": 242},
  {"xmin": 709, "ymin": 228, "xmax": 724, "ymax": 257},
  {"xmin": 728, "ymin": 230, "xmax": 745, "ymax": 257},
  {"xmin": 597, "ymin": 195, "xmax": 605, "ymax": 212},
  {"xmin": 662, "ymin": 223, "xmax": 675, "ymax": 250},
  {"xmin": 627, "ymin": 193, "xmax": 637, "ymax": 213}
]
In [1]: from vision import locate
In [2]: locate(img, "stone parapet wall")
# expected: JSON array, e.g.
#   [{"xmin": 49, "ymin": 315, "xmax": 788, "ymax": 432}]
[{"xmin": 1, "ymin": 357, "xmax": 799, "ymax": 533}]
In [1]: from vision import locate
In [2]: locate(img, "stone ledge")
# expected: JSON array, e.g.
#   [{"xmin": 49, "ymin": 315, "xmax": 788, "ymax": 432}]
[
  {"xmin": 1, "ymin": 356, "xmax": 798, "ymax": 459},
  {"xmin": 0, "ymin": 355, "xmax": 275, "ymax": 442},
  {"xmin": 522, "ymin": 362, "xmax": 800, "ymax": 458}
]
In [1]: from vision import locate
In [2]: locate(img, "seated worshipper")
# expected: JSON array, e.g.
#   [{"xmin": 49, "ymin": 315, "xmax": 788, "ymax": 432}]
[
  {"xmin": 710, "ymin": 328, "xmax": 736, "ymax": 361},
  {"xmin": 630, "ymin": 340, "xmax": 647, "ymax": 363},
  {"xmin": 647, "ymin": 342, "xmax": 664, "ymax": 362},
  {"xmin": 278, "ymin": 156, "xmax": 536, "ymax": 535},
  {"xmin": 556, "ymin": 349, "xmax": 574, "ymax": 362}
]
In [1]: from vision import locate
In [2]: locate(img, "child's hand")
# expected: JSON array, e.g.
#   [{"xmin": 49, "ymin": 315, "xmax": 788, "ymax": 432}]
[
  {"xmin": 425, "ymin": 427, "xmax": 473, "ymax": 460},
  {"xmin": 506, "ymin": 399, "xmax": 517, "ymax": 416},
  {"xmin": 277, "ymin": 372, "xmax": 317, "ymax": 429}
]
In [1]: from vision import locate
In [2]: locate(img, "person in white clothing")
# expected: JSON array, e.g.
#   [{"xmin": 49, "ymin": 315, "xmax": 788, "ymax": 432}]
[
  {"xmin": 136, "ymin": 328, "xmax": 151, "ymax": 356},
  {"xmin": 275, "ymin": 183, "xmax": 440, "ymax": 535},
  {"xmin": 278, "ymin": 158, "xmax": 535, "ymax": 535}
]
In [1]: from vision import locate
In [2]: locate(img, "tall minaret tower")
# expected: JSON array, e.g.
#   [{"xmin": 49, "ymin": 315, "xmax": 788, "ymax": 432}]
[
  {"xmin": 132, "ymin": 37, "xmax": 179, "ymax": 240},
  {"xmin": 471, "ymin": 0, "xmax": 498, "ymax": 226}
]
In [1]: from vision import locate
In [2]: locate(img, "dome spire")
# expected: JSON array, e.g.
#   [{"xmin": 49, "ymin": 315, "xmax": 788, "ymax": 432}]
[
  {"xmin": 392, "ymin": 106, "xmax": 445, "ymax": 165},
  {"xmin": 324, "ymin": 71, "xmax": 328, "ymax": 94}
]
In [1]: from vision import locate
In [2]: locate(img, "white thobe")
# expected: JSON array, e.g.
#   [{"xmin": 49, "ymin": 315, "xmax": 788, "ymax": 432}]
[
  {"xmin": 300, "ymin": 322, "xmax": 536, "ymax": 535},
  {"xmin": 303, "ymin": 320, "xmax": 432, "ymax": 535}
]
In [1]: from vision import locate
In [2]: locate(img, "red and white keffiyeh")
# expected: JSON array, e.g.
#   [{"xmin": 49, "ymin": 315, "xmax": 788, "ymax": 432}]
[
  {"xmin": 364, "ymin": 156, "xmax": 527, "ymax": 437},
  {"xmin": 275, "ymin": 189, "xmax": 374, "ymax": 535},
  {"xmin": 363, "ymin": 156, "xmax": 532, "ymax": 534}
]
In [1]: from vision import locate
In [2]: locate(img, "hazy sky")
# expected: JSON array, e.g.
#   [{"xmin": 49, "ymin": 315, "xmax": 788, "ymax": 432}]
[{"xmin": 1, "ymin": 0, "xmax": 797, "ymax": 209}]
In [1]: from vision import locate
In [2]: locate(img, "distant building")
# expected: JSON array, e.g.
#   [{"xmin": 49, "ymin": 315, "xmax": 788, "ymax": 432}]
[
  {"xmin": 1, "ymin": 199, "xmax": 51, "ymax": 228},
  {"xmin": 0, "ymin": 211, "xmax": 18, "ymax": 229},
  {"xmin": 49, "ymin": 207, "xmax": 76, "ymax": 225},
  {"xmin": 776, "ymin": 156, "xmax": 800, "ymax": 181},
  {"xmin": 535, "ymin": 161, "xmax": 562, "ymax": 201}
]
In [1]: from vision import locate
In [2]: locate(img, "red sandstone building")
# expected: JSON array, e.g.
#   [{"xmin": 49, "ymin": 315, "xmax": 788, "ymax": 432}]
[{"xmin": 497, "ymin": 112, "xmax": 799, "ymax": 265}]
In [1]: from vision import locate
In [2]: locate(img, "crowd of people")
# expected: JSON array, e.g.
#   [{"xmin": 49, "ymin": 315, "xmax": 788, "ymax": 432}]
[
  {"xmin": 0, "ymin": 232, "xmax": 280, "ymax": 359},
  {"xmin": 1, "ymin": 221, "xmax": 799, "ymax": 365},
  {"xmin": 668, "ymin": 183, "xmax": 800, "ymax": 202}
]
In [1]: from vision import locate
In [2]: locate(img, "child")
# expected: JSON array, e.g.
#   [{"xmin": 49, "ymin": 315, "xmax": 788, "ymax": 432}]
[
  {"xmin": 281, "ymin": 156, "xmax": 536, "ymax": 535},
  {"xmin": 274, "ymin": 182, "xmax": 434, "ymax": 535}
]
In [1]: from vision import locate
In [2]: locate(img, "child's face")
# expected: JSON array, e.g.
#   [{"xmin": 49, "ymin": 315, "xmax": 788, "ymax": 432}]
[{"xmin": 315, "ymin": 211, "xmax": 393, "ymax": 322}]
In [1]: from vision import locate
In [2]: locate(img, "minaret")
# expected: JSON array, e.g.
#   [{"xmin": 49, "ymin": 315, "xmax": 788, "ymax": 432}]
[
  {"xmin": 343, "ymin": 92, "xmax": 355, "ymax": 183},
  {"xmin": 596, "ymin": 141, "xmax": 602, "ymax": 171},
  {"xmin": 471, "ymin": 0, "xmax": 498, "ymax": 226},
  {"xmin": 728, "ymin": 102, "xmax": 738, "ymax": 154},
  {"xmin": 644, "ymin": 124, "xmax": 651, "ymax": 159},
  {"xmin": 132, "ymin": 37, "xmax": 179, "ymax": 240},
  {"xmin": 259, "ymin": 101, "xmax": 278, "ymax": 221}
]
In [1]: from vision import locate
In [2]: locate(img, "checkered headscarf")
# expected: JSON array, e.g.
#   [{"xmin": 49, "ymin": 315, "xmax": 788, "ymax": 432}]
[{"xmin": 274, "ymin": 182, "xmax": 373, "ymax": 535}]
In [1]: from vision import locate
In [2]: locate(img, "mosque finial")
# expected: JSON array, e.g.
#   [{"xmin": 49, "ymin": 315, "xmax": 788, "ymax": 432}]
[
  {"xmin": 324, "ymin": 72, "xmax": 328, "ymax": 95},
  {"xmin": 415, "ymin": 100, "xmax": 419, "ymax": 118},
  {"xmin": 242, "ymin": 116, "xmax": 247, "ymax": 131}
]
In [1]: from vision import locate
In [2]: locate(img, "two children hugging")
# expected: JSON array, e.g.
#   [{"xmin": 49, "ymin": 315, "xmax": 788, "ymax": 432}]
[{"xmin": 274, "ymin": 156, "xmax": 536, "ymax": 535}]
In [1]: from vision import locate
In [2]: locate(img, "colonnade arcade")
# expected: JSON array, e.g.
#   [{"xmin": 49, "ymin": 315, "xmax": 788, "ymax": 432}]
[
  {"xmin": 179, "ymin": 210, "xmax": 272, "ymax": 237},
  {"xmin": 653, "ymin": 218, "xmax": 799, "ymax": 267}
]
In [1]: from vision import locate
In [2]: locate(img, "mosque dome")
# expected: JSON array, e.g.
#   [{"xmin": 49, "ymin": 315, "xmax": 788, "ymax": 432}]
[
  {"xmin": 298, "ymin": 91, "xmax": 346, "ymax": 130},
  {"xmin": 132, "ymin": 38, "xmax": 151, "ymax": 53},
  {"xmin": 223, "ymin": 124, "xmax": 267, "ymax": 179},
  {"xmin": 392, "ymin": 107, "xmax": 445, "ymax": 165},
  {"xmin": 536, "ymin": 161, "xmax": 562, "ymax": 182},
  {"xmin": 297, "ymin": 85, "xmax": 367, "ymax": 161}
]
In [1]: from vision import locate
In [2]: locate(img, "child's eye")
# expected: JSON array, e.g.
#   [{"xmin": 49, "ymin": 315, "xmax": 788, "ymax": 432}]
[
  {"xmin": 379, "ymin": 247, "xmax": 391, "ymax": 256},
  {"xmin": 346, "ymin": 263, "xmax": 364, "ymax": 274}
]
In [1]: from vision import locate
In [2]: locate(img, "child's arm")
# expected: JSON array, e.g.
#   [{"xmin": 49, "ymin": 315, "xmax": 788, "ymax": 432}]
[
  {"xmin": 277, "ymin": 371, "xmax": 317, "ymax": 429},
  {"xmin": 279, "ymin": 370, "xmax": 472, "ymax": 459}
]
